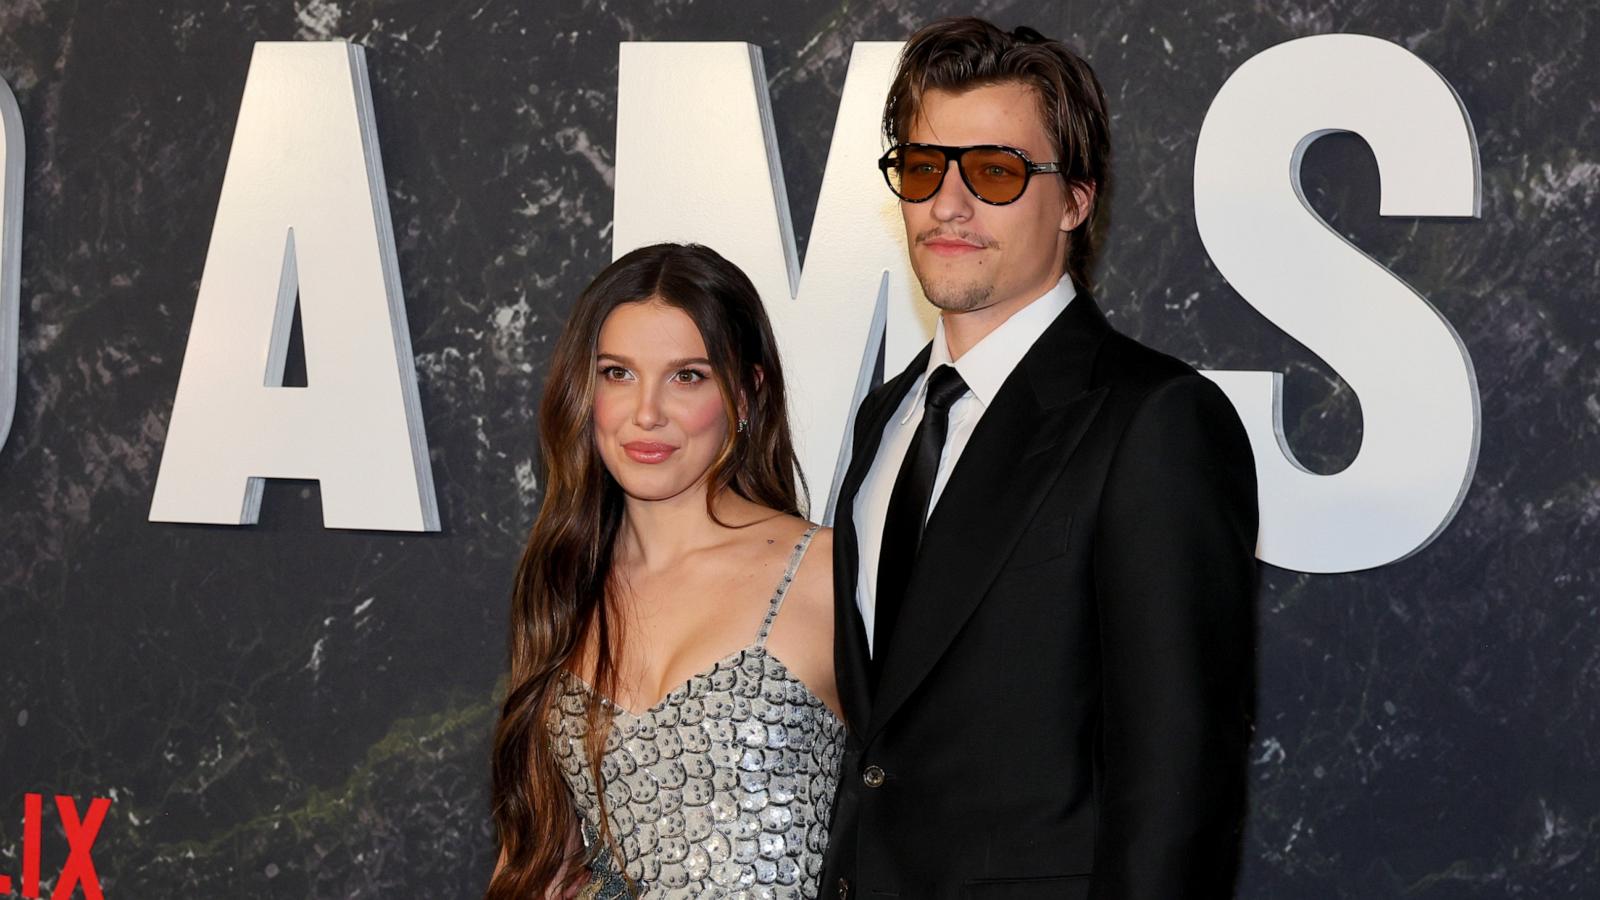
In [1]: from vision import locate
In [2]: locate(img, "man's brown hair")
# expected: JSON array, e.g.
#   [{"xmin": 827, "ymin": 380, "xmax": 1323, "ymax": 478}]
[{"xmin": 884, "ymin": 17, "xmax": 1112, "ymax": 291}]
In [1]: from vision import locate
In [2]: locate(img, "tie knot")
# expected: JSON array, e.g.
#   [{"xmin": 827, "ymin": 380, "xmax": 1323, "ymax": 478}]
[{"xmin": 924, "ymin": 365, "xmax": 968, "ymax": 414}]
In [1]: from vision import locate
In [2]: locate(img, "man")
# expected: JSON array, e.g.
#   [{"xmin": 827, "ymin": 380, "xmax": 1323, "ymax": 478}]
[{"xmin": 822, "ymin": 17, "xmax": 1258, "ymax": 900}]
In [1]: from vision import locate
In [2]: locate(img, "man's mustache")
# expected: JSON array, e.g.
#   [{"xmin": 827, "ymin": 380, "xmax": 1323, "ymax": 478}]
[{"xmin": 914, "ymin": 227, "xmax": 997, "ymax": 249}]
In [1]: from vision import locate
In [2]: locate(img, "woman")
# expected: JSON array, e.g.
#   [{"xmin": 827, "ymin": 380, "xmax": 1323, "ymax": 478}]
[{"xmin": 487, "ymin": 243, "xmax": 844, "ymax": 899}]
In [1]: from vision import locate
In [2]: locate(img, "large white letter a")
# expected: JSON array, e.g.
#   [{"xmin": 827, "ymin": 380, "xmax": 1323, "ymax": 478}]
[{"xmin": 150, "ymin": 42, "xmax": 438, "ymax": 531}]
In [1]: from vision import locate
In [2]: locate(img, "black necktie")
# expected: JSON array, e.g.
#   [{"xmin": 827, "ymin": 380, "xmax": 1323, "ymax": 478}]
[{"xmin": 873, "ymin": 364, "xmax": 969, "ymax": 678}]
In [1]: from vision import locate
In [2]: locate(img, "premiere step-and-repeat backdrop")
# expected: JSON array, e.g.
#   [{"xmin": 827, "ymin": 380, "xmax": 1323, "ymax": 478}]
[{"xmin": 0, "ymin": 0, "xmax": 1594, "ymax": 896}]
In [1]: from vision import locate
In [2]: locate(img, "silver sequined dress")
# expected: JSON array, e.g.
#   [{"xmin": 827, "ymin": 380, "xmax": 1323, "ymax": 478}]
[{"xmin": 550, "ymin": 525, "xmax": 845, "ymax": 898}]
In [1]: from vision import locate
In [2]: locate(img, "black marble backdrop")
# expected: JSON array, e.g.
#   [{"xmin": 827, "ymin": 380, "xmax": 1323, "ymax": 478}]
[{"xmin": 0, "ymin": 0, "xmax": 1593, "ymax": 896}]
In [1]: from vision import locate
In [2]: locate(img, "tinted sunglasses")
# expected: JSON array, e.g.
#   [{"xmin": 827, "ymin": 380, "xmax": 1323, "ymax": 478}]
[{"xmin": 877, "ymin": 143, "xmax": 1062, "ymax": 206}]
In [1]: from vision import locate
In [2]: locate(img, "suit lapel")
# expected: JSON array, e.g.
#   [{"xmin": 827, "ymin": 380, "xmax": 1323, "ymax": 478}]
[
  {"xmin": 863, "ymin": 296, "xmax": 1114, "ymax": 744},
  {"xmin": 833, "ymin": 345, "xmax": 931, "ymax": 734}
]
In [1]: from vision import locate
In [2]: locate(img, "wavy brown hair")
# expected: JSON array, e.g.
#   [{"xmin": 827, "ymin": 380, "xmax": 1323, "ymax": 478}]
[
  {"xmin": 884, "ymin": 16, "xmax": 1112, "ymax": 291},
  {"xmin": 486, "ymin": 243, "xmax": 803, "ymax": 898}
]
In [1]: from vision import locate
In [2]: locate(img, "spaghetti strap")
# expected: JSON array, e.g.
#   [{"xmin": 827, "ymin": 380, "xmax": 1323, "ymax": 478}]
[{"xmin": 755, "ymin": 524, "xmax": 821, "ymax": 647}]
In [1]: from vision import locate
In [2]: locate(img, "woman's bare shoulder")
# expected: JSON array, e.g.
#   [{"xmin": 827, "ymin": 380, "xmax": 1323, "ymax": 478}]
[
  {"xmin": 802, "ymin": 523, "xmax": 833, "ymax": 563},
  {"xmin": 787, "ymin": 524, "xmax": 834, "ymax": 615}
]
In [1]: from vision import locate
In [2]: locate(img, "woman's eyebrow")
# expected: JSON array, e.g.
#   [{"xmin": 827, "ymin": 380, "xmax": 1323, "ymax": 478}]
[{"xmin": 595, "ymin": 352, "xmax": 712, "ymax": 368}]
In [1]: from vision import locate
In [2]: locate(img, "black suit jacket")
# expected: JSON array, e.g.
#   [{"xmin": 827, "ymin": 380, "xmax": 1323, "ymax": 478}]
[{"xmin": 821, "ymin": 295, "xmax": 1258, "ymax": 900}]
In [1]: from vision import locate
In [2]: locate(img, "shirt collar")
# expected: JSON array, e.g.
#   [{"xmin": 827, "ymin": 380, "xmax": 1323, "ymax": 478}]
[{"xmin": 902, "ymin": 274, "xmax": 1077, "ymax": 422}]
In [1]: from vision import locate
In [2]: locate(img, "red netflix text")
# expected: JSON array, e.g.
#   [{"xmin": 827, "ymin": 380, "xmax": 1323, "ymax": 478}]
[{"xmin": 0, "ymin": 794, "xmax": 110, "ymax": 899}]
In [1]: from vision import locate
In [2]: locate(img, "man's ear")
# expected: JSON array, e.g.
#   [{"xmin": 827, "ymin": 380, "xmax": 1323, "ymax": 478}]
[{"xmin": 1059, "ymin": 180, "xmax": 1096, "ymax": 233}]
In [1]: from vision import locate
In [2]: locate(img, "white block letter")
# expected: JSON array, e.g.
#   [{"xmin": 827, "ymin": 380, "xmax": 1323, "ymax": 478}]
[
  {"xmin": 149, "ymin": 42, "xmax": 438, "ymax": 531},
  {"xmin": 614, "ymin": 42, "xmax": 925, "ymax": 520},
  {"xmin": 0, "ymin": 75, "xmax": 21, "ymax": 452},
  {"xmin": 1195, "ymin": 34, "xmax": 1481, "ymax": 573}
]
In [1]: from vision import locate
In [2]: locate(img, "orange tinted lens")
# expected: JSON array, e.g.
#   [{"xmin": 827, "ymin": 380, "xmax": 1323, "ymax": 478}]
[
  {"xmin": 895, "ymin": 147, "xmax": 947, "ymax": 200},
  {"xmin": 961, "ymin": 149, "xmax": 1028, "ymax": 202}
]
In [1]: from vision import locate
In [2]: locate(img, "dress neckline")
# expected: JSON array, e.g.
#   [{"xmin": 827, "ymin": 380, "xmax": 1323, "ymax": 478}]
[
  {"xmin": 559, "ymin": 524, "xmax": 833, "ymax": 720},
  {"xmin": 561, "ymin": 644, "xmax": 842, "ymax": 725}
]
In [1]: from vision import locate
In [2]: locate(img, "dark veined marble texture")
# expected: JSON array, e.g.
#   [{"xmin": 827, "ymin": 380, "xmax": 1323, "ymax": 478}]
[{"xmin": 0, "ymin": 0, "xmax": 1594, "ymax": 896}]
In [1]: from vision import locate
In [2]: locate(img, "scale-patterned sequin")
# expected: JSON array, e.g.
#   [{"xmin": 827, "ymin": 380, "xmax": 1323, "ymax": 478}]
[{"xmin": 548, "ymin": 527, "xmax": 843, "ymax": 898}]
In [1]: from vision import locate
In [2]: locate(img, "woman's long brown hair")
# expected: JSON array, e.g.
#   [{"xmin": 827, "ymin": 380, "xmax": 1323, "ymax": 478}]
[{"xmin": 486, "ymin": 243, "xmax": 804, "ymax": 898}]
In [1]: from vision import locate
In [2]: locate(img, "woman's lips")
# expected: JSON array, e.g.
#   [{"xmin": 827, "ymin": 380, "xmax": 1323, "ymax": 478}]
[{"xmin": 623, "ymin": 441, "xmax": 677, "ymax": 464}]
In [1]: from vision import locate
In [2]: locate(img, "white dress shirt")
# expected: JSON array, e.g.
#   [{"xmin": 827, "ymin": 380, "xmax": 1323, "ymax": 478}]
[{"xmin": 852, "ymin": 275, "xmax": 1076, "ymax": 654}]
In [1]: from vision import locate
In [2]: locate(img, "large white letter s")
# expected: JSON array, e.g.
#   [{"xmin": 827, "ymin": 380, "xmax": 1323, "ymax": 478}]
[{"xmin": 1195, "ymin": 34, "xmax": 1481, "ymax": 574}]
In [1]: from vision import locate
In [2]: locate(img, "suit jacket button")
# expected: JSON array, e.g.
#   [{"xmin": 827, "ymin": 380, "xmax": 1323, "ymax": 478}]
[
  {"xmin": 862, "ymin": 765, "xmax": 885, "ymax": 788},
  {"xmin": 837, "ymin": 876, "xmax": 850, "ymax": 898}
]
